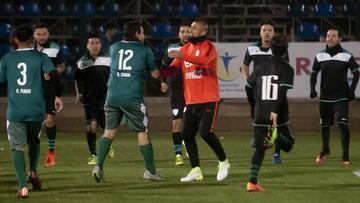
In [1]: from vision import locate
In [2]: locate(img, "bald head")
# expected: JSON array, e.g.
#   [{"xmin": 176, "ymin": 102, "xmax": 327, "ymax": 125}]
[{"xmin": 190, "ymin": 20, "xmax": 208, "ymax": 38}]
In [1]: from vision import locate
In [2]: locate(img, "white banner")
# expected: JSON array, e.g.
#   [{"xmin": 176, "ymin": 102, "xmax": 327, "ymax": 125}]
[{"xmin": 215, "ymin": 42, "xmax": 360, "ymax": 98}]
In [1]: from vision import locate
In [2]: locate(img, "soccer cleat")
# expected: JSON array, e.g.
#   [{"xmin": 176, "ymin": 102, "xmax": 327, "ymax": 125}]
[
  {"xmin": 16, "ymin": 187, "xmax": 29, "ymax": 198},
  {"xmin": 143, "ymin": 170, "xmax": 164, "ymax": 181},
  {"xmin": 45, "ymin": 151, "xmax": 56, "ymax": 167},
  {"xmin": 175, "ymin": 154, "xmax": 184, "ymax": 166},
  {"xmin": 247, "ymin": 182, "xmax": 266, "ymax": 192},
  {"xmin": 315, "ymin": 153, "xmax": 327, "ymax": 165},
  {"xmin": 107, "ymin": 145, "xmax": 115, "ymax": 159},
  {"xmin": 180, "ymin": 167, "xmax": 203, "ymax": 182},
  {"xmin": 341, "ymin": 160, "xmax": 351, "ymax": 166},
  {"xmin": 217, "ymin": 159, "xmax": 230, "ymax": 181},
  {"xmin": 272, "ymin": 153, "xmax": 282, "ymax": 164},
  {"xmin": 28, "ymin": 171, "xmax": 42, "ymax": 190},
  {"xmin": 92, "ymin": 165, "xmax": 105, "ymax": 183},
  {"xmin": 88, "ymin": 154, "xmax": 97, "ymax": 166},
  {"xmin": 264, "ymin": 126, "xmax": 278, "ymax": 149}
]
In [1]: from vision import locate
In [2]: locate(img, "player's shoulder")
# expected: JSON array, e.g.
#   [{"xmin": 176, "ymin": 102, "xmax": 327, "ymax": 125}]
[{"xmin": 49, "ymin": 41, "xmax": 60, "ymax": 50}]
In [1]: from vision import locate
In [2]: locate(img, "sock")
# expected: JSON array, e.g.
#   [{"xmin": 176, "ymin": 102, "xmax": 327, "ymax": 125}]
[
  {"xmin": 12, "ymin": 150, "xmax": 27, "ymax": 189},
  {"xmin": 28, "ymin": 143, "xmax": 40, "ymax": 172},
  {"xmin": 338, "ymin": 123, "xmax": 350, "ymax": 161},
  {"xmin": 321, "ymin": 126, "xmax": 330, "ymax": 154},
  {"xmin": 250, "ymin": 127, "xmax": 266, "ymax": 184},
  {"xmin": 46, "ymin": 125, "xmax": 56, "ymax": 152},
  {"xmin": 139, "ymin": 144, "xmax": 156, "ymax": 174},
  {"xmin": 250, "ymin": 164, "xmax": 260, "ymax": 184},
  {"xmin": 87, "ymin": 132, "xmax": 97, "ymax": 156},
  {"xmin": 172, "ymin": 132, "xmax": 182, "ymax": 155},
  {"xmin": 274, "ymin": 143, "xmax": 281, "ymax": 155},
  {"xmin": 201, "ymin": 133, "xmax": 226, "ymax": 162},
  {"xmin": 96, "ymin": 137, "xmax": 112, "ymax": 169}
]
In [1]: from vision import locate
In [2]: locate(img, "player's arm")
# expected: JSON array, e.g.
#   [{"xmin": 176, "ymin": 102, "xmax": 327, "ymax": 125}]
[
  {"xmin": 168, "ymin": 45, "xmax": 216, "ymax": 67},
  {"xmin": 74, "ymin": 67, "xmax": 83, "ymax": 103},
  {"xmin": 310, "ymin": 57, "xmax": 320, "ymax": 98},
  {"xmin": 160, "ymin": 47, "xmax": 173, "ymax": 92},
  {"xmin": 241, "ymin": 48, "xmax": 252, "ymax": 80},
  {"xmin": 145, "ymin": 46, "xmax": 160, "ymax": 79},
  {"xmin": 56, "ymin": 49, "xmax": 65, "ymax": 74},
  {"xmin": 348, "ymin": 55, "xmax": 360, "ymax": 100}
]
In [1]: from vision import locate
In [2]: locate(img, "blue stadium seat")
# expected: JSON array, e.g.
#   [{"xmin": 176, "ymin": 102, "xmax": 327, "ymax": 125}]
[
  {"xmin": 152, "ymin": 22, "xmax": 174, "ymax": 38},
  {"xmin": 343, "ymin": 1, "xmax": 358, "ymax": 16},
  {"xmin": 0, "ymin": 23, "xmax": 11, "ymax": 38},
  {"xmin": 62, "ymin": 62, "xmax": 76, "ymax": 80},
  {"xmin": 296, "ymin": 23, "xmax": 320, "ymax": 40},
  {"xmin": 178, "ymin": 2, "xmax": 200, "ymax": 17},
  {"xmin": 73, "ymin": 24, "xmax": 93, "ymax": 36},
  {"xmin": 153, "ymin": 3, "xmax": 173, "ymax": 17},
  {"xmin": 287, "ymin": 2, "xmax": 306, "ymax": 17},
  {"xmin": 0, "ymin": 3, "xmax": 15, "ymax": 16},
  {"xmin": 98, "ymin": 2, "xmax": 122, "ymax": 16},
  {"xmin": 44, "ymin": 2, "xmax": 68, "ymax": 16},
  {"xmin": 0, "ymin": 43, "xmax": 13, "ymax": 58},
  {"xmin": 18, "ymin": 2, "xmax": 42, "ymax": 16},
  {"xmin": 153, "ymin": 43, "xmax": 167, "ymax": 59},
  {"xmin": 60, "ymin": 44, "xmax": 71, "ymax": 60},
  {"xmin": 73, "ymin": 2, "xmax": 95, "ymax": 17},
  {"xmin": 314, "ymin": 2, "xmax": 336, "ymax": 17}
]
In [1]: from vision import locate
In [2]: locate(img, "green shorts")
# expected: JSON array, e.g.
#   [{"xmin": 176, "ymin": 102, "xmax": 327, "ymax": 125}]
[
  {"xmin": 105, "ymin": 102, "xmax": 148, "ymax": 133},
  {"xmin": 7, "ymin": 121, "xmax": 43, "ymax": 150}
]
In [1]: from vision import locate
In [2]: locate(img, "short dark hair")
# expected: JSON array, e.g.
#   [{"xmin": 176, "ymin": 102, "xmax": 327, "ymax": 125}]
[
  {"xmin": 87, "ymin": 33, "xmax": 100, "ymax": 40},
  {"xmin": 271, "ymin": 33, "xmax": 288, "ymax": 57},
  {"xmin": 14, "ymin": 24, "xmax": 33, "ymax": 42},
  {"xmin": 34, "ymin": 23, "xmax": 48, "ymax": 30},
  {"xmin": 123, "ymin": 21, "xmax": 142, "ymax": 41},
  {"xmin": 106, "ymin": 22, "xmax": 117, "ymax": 31},
  {"xmin": 179, "ymin": 20, "xmax": 191, "ymax": 28},
  {"xmin": 327, "ymin": 28, "xmax": 342, "ymax": 38},
  {"xmin": 261, "ymin": 22, "xmax": 275, "ymax": 31}
]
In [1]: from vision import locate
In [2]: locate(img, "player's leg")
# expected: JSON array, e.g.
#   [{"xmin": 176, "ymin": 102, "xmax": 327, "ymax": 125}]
[
  {"xmin": 335, "ymin": 101, "xmax": 350, "ymax": 165},
  {"xmin": 198, "ymin": 102, "xmax": 229, "ymax": 181},
  {"xmin": 27, "ymin": 121, "xmax": 43, "ymax": 190},
  {"xmin": 98, "ymin": 108, "xmax": 115, "ymax": 159},
  {"xmin": 44, "ymin": 93, "xmax": 57, "ymax": 167},
  {"xmin": 84, "ymin": 104, "xmax": 98, "ymax": 165},
  {"xmin": 316, "ymin": 102, "xmax": 334, "ymax": 165}
]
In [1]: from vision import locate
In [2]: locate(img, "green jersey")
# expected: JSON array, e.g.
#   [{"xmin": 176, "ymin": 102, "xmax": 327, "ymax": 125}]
[
  {"xmin": 106, "ymin": 40, "xmax": 158, "ymax": 104},
  {"xmin": 0, "ymin": 48, "xmax": 55, "ymax": 121}
]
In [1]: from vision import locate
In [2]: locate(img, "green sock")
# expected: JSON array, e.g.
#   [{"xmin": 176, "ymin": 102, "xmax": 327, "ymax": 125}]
[
  {"xmin": 139, "ymin": 144, "xmax": 156, "ymax": 174},
  {"xmin": 97, "ymin": 137, "xmax": 112, "ymax": 169},
  {"xmin": 12, "ymin": 150, "xmax": 27, "ymax": 189},
  {"xmin": 28, "ymin": 143, "xmax": 40, "ymax": 172},
  {"xmin": 250, "ymin": 164, "xmax": 260, "ymax": 184}
]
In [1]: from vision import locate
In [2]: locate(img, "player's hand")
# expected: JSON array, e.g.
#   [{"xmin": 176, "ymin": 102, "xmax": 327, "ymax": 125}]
[
  {"xmin": 270, "ymin": 112, "xmax": 278, "ymax": 126},
  {"xmin": 55, "ymin": 96, "xmax": 64, "ymax": 112},
  {"xmin": 349, "ymin": 91, "xmax": 355, "ymax": 101},
  {"xmin": 43, "ymin": 73, "xmax": 50, "ymax": 81},
  {"xmin": 310, "ymin": 90, "xmax": 317, "ymax": 99},
  {"xmin": 168, "ymin": 50, "xmax": 183, "ymax": 59},
  {"xmin": 160, "ymin": 82, "xmax": 168, "ymax": 93}
]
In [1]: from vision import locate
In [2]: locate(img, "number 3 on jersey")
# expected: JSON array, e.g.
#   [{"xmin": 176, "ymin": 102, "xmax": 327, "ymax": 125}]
[
  {"xmin": 261, "ymin": 75, "xmax": 278, "ymax": 100},
  {"xmin": 117, "ymin": 49, "xmax": 133, "ymax": 77},
  {"xmin": 17, "ymin": 62, "xmax": 27, "ymax": 86}
]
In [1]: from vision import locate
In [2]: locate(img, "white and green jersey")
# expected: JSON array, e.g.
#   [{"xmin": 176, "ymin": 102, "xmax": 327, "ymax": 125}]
[
  {"xmin": 0, "ymin": 48, "xmax": 55, "ymax": 121},
  {"xmin": 106, "ymin": 40, "xmax": 158, "ymax": 104}
]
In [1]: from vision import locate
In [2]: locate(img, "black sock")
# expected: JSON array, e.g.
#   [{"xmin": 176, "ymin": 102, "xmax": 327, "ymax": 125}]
[
  {"xmin": 250, "ymin": 149, "xmax": 265, "ymax": 184},
  {"xmin": 183, "ymin": 133, "xmax": 199, "ymax": 168},
  {"xmin": 321, "ymin": 126, "xmax": 330, "ymax": 154},
  {"xmin": 172, "ymin": 132, "xmax": 182, "ymax": 155},
  {"xmin": 46, "ymin": 125, "xmax": 56, "ymax": 152},
  {"xmin": 201, "ymin": 133, "xmax": 226, "ymax": 162},
  {"xmin": 338, "ymin": 124, "xmax": 350, "ymax": 161},
  {"xmin": 87, "ymin": 132, "xmax": 97, "ymax": 156}
]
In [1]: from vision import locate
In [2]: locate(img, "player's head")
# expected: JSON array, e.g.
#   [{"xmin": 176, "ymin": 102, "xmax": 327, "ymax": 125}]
[
  {"xmin": 326, "ymin": 28, "xmax": 342, "ymax": 48},
  {"xmin": 87, "ymin": 34, "xmax": 101, "ymax": 56},
  {"xmin": 33, "ymin": 23, "xmax": 50, "ymax": 46},
  {"xmin": 123, "ymin": 21, "xmax": 144, "ymax": 43},
  {"xmin": 178, "ymin": 21, "xmax": 191, "ymax": 44},
  {"xmin": 106, "ymin": 22, "xmax": 118, "ymax": 38},
  {"xmin": 260, "ymin": 23, "xmax": 275, "ymax": 44},
  {"xmin": 14, "ymin": 24, "xmax": 33, "ymax": 45},
  {"xmin": 270, "ymin": 33, "xmax": 288, "ymax": 57},
  {"xmin": 190, "ymin": 19, "xmax": 208, "ymax": 38}
]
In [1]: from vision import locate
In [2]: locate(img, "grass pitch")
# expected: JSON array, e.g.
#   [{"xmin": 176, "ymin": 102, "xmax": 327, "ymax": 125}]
[{"xmin": 1, "ymin": 131, "xmax": 360, "ymax": 203}]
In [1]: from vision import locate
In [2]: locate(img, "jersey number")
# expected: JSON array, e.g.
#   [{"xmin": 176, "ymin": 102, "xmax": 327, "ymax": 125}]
[
  {"xmin": 17, "ymin": 62, "xmax": 27, "ymax": 86},
  {"xmin": 118, "ymin": 49, "xmax": 133, "ymax": 71},
  {"xmin": 261, "ymin": 75, "xmax": 278, "ymax": 100}
]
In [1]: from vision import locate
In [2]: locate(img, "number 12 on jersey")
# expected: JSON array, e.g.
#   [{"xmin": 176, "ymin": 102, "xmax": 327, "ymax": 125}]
[
  {"xmin": 117, "ymin": 49, "xmax": 133, "ymax": 77},
  {"xmin": 261, "ymin": 75, "xmax": 278, "ymax": 100}
]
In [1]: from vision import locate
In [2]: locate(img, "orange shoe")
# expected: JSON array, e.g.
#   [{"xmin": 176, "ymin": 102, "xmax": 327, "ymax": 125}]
[
  {"xmin": 45, "ymin": 151, "xmax": 56, "ymax": 167},
  {"xmin": 341, "ymin": 160, "xmax": 351, "ymax": 166},
  {"xmin": 247, "ymin": 182, "xmax": 266, "ymax": 192},
  {"xmin": 28, "ymin": 171, "xmax": 42, "ymax": 190},
  {"xmin": 315, "ymin": 154, "xmax": 327, "ymax": 165},
  {"xmin": 16, "ymin": 187, "xmax": 28, "ymax": 198}
]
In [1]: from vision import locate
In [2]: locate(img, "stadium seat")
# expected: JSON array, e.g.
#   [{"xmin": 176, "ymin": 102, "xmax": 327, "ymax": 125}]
[
  {"xmin": 178, "ymin": 2, "xmax": 200, "ymax": 17},
  {"xmin": 60, "ymin": 44, "xmax": 71, "ymax": 60},
  {"xmin": 0, "ymin": 23, "xmax": 11, "ymax": 38},
  {"xmin": 73, "ymin": 2, "xmax": 95, "ymax": 17},
  {"xmin": 153, "ymin": 43, "xmax": 167, "ymax": 59},
  {"xmin": 18, "ymin": 2, "xmax": 42, "ymax": 16},
  {"xmin": 314, "ymin": 2, "xmax": 336, "ymax": 17},
  {"xmin": 44, "ymin": 2, "xmax": 68, "ymax": 16},
  {"xmin": 287, "ymin": 2, "xmax": 306, "ymax": 17},
  {"xmin": 153, "ymin": 3, "xmax": 173, "ymax": 17},
  {"xmin": 296, "ymin": 23, "xmax": 320, "ymax": 40},
  {"xmin": 343, "ymin": 1, "xmax": 357, "ymax": 16},
  {"xmin": 98, "ymin": 2, "xmax": 122, "ymax": 16},
  {"xmin": 152, "ymin": 22, "xmax": 174, "ymax": 38},
  {"xmin": 73, "ymin": 24, "xmax": 93, "ymax": 36},
  {"xmin": 0, "ymin": 3, "xmax": 15, "ymax": 16},
  {"xmin": 0, "ymin": 43, "xmax": 13, "ymax": 58}
]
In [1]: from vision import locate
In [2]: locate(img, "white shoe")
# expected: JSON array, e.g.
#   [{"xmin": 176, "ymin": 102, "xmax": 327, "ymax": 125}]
[
  {"xmin": 217, "ymin": 159, "xmax": 230, "ymax": 181},
  {"xmin": 180, "ymin": 167, "xmax": 203, "ymax": 182},
  {"xmin": 143, "ymin": 170, "xmax": 164, "ymax": 181}
]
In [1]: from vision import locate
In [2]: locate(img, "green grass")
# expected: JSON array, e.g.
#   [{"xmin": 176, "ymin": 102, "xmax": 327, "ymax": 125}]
[{"xmin": 1, "ymin": 131, "xmax": 360, "ymax": 203}]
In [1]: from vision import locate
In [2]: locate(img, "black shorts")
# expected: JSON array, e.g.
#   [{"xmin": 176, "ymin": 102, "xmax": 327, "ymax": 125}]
[
  {"xmin": 84, "ymin": 105, "xmax": 105, "ymax": 129},
  {"xmin": 182, "ymin": 101, "xmax": 219, "ymax": 136},
  {"xmin": 319, "ymin": 101, "xmax": 349, "ymax": 126},
  {"xmin": 171, "ymin": 94, "xmax": 185, "ymax": 120},
  {"xmin": 44, "ymin": 83, "xmax": 56, "ymax": 115}
]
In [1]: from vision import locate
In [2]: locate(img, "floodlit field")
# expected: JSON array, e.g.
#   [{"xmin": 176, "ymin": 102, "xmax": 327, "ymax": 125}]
[{"xmin": 1, "ymin": 131, "xmax": 360, "ymax": 203}]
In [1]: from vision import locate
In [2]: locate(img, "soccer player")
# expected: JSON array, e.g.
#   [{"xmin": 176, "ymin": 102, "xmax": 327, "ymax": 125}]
[
  {"xmin": 74, "ymin": 34, "xmax": 115, "ymax": 165},
  {"xmin": 92, "ymin": 21, "xmax": 162, "ymax": 182},
  {"xmin": 100, "ymin": 22, "xmax": 118, "ymax": 55},
  {"xmin": 160, "ymin": 21, "xmax": 191, "ymax": 166},
  {"xmin": 310, "ymin": 28, "xmax": 359, "ymax": 166},
  {"xmin": 33, "ymin": 23, "xmax": 65, "ymax": 167},
  {"xmin": 0, "ymin": 24, "xmax": 63, "ymax": 198},
  {"xmin": 245, "ymin": 33, "xmax": 295, "ymax": 192},
  {"xmin": 240, "ymin": 23, "xmax": 289, "ymax": 164},
  {"xmin": 168, "ymin": 20, "xmax": 230, "ymax": 182}
]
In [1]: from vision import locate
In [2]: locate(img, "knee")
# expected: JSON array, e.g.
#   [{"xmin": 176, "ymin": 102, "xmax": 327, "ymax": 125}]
[
  {"xmin": 45, "ymin": 116, "xmax": 56, "ymax": 127},
  {"xmin": 88, "ymin": 122, "xmax": 98, "ymax": 134}
]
